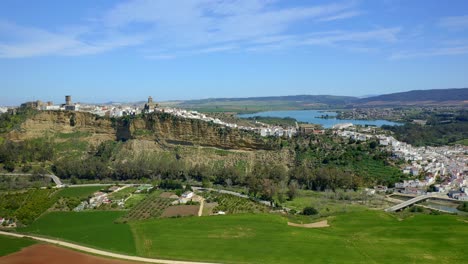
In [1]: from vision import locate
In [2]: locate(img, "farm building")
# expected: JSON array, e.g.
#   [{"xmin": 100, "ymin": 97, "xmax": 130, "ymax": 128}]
[
  {"xmin": 181, "ymin": 191, "xmax": 194, "ymax": 199},
  {"xmin": 136, "ymin": 184, "xmax": 153, "ymax": 193}
]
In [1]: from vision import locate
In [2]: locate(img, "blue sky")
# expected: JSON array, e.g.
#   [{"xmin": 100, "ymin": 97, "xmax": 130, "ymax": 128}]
[{"xmin": 1, "ymin": 0, "xmax": 468, "ymax": 105}]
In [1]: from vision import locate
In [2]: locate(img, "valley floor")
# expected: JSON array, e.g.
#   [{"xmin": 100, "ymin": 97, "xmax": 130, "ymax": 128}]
[{"xmin": 4, "ymin": 209, "xmax": 467, "ymax": 264}]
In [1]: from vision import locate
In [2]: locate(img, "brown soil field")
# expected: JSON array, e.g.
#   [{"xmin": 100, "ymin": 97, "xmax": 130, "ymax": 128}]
[
  {"xmin": 287, "ymin": 220, "xmax": 330, "ymax": 228},
  {"xmin": 0, "ymin": 244, "xmax": 140, "ymax": 264},
  {"xmin": 161, "ymin": 205, "xmax": 199, "ymax": 218},
  {"xmin": 159, "ymin": 192, "xmax": 177, "ymax": 198}
]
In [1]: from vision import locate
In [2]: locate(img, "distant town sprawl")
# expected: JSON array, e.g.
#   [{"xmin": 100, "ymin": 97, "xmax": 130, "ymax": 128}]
[
  {"xmin": 335, "ymin": 125, "xmax": 467, "ymax": 200},
  {"xmin": 2, "ymin": 96, "xmax": 467, "ymax": 200}
]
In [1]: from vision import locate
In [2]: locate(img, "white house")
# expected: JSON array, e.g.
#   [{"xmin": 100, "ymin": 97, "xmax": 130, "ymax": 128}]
[{"xmin": 181, "ymin": 191, "xmax": 194, "ymax": 199}]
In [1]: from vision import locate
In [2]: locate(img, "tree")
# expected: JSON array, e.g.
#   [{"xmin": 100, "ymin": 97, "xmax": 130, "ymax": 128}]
[
  {"xmin": 302, "ymin": 206, "xmax": 318, "ymax": 215},
  {"xmin": 287, "ymin": 180, "xmax": 299, "ymax": 200},
  {"xmin": 3, "ymin": 161, "xmax": 15, "ymax": 172},
  {"xmin": 457, "ymin": 202, "xmax": 468, "ymax": 212}
]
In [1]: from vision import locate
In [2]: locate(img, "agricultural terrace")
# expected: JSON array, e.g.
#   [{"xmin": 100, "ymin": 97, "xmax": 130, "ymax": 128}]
[
  {"xmin": 203, "ymin": 192, "xmax": 269, "ymax": 214},
  {"xmin": 18, "ymin": 211, "xmax": 136, "ymax": 255},
  {"xmin": 130, "ymin": 211, "xmax": 467, "ymax": 264},
  {"xmin": 0, "ymin": 235, "xmax": 36, "ymax": 256},
  {"xmin": 119, "ymin": 191, "xmax": 174, "ymax": 222}
]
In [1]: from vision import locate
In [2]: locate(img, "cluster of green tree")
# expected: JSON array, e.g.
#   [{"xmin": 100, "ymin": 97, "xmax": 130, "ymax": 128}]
[
  {"xmin": 0, "ymin": 139, "xmax": 55, "ymax": 172},
  {"xmin": 53, "ymin": 197, "xmax": 82, "ymax": 211},
  {"xmin": 382, "ymin": 110, "xmax": 468, "ymax": 146},
  {"xmin": 0, "ymin": 189, "xmax": 57, "ymax": 225},
  {"xmin": 302, "ymin": 206, "xmax": 318, "ymax": 215},
  {"xmin": 49, "ymin": 133, "xmax": 403, "ymax": 206},
  {"xmin": 0, "ymin": 107, "xmax": 37, "ymax": 134},
  {"xmin": 0, "ymin": 174, "xmax": 51, "ymax": 190},
  {"xmin": 457, "ymin": 202, "xmax": 468, "ymax": 212},
  {"xmin": 159, "ymin": 180, "xmax": 183, "ymax": 190},
  {"xmin": 292, "ymin": 135, "xmax": 405, "ymax": 186}
]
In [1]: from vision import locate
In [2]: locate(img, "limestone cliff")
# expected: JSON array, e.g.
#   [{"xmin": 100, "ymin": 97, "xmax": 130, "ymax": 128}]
[
  {"xmin": 7, "ymin": 111, "xmax": 277, "ymax": 151},
  {"xmin": 7, "ymin": 111, "xmax": 115, "ymax": 145},
  {"xmin": 117, "ymin": 113, "xmax": 276, "ymax": 150}
]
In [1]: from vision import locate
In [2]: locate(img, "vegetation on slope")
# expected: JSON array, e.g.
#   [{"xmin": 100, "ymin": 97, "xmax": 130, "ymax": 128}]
[
  {"xmin": 0, "ymin": 107, "xmax": 38, "ymax": 134},
  {"xmin": 382, "ymin": 110, "xmax": 468, "ymax": 146},
  {"xmin": 242, "ymin": 116, "xmax": 298, "ymax": 126},
  {"xmin": 0, "ymin": 189, "xmax": 58, "ymax": 225}
]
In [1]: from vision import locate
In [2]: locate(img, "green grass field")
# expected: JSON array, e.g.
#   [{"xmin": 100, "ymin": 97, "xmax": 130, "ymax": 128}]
[
  {"xmin": 56, "ymin": 186, "xmax": 106, "ymax": 199},
  {"xmin": 130, "ymin": 211, "xmax": 467, "ymax": 264},
  {"xmin": 109, "ymin": 187, "xmax": 137, "ymax": 200},
  {"xmin": 9, "ymin": 193, "xmax": 468, "ymax": 264},
  {"xmin": 124, "ymin": 193, "xmax": 146, "ymax": 208},
  {"xmin": 0, "ymin": 234, "xmax": 36, "ymax": 256},
  {"xmin": 17, "ymin": 211, "xmax": 136, "ymax": 255}
]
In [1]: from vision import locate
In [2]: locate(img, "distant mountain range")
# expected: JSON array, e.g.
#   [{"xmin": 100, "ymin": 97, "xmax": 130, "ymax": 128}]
[
  {"xmin": 356, "ymin": 88, "xmax": 468, "ymax": 106},
  {"xmin": 182, "ymin": 95, "xmax": 357, "ymax": 105},
  {"xmin": 172, "ymin": 88, "xmax": 467, "ymax": 111}
]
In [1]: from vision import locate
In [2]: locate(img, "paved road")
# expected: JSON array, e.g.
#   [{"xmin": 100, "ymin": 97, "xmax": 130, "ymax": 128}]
[
  {"xmin": 0, "ymin": 173, "xmax": 62, "ymax": 186},
  {"xmin": 385, "ymin": 194, "xmax": 434, "ymax": 212},
  {"xmin": 0, "ymin": 230, "xmax": 218, "ymax": 264}
]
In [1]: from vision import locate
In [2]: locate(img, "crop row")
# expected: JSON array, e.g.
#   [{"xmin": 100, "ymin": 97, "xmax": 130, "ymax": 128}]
[{"xmin": 120, "ymin": 194, "xmax": 173, "ymax": 221}]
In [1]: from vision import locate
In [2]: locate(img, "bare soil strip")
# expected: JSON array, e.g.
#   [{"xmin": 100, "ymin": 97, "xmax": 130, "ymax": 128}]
[
  {"xmin": 287, "ymin": 220, "xmax": 330, "ymax": 228},
  {"xmin": 0, "ymin": 244, "xmax": 138, "ymax": 264}
]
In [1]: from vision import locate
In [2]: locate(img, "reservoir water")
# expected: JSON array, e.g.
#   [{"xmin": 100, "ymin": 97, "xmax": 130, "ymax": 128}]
[{"xmin": 238, "ymin": 110, "xmax": 401, "ymax": 128}]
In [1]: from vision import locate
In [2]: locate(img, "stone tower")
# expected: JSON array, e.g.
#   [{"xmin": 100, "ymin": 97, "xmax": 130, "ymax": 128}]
[{"xmin": 65, "ymin": 95, "xmax": 72, "ymax": 106}]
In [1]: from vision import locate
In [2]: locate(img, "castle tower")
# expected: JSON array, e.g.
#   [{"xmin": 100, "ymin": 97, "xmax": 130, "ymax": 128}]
[
  {"xmin": 148, "ymin": 96, "xmax": 153, "ymax": 104},
  {"xmin": 65, "ymin": 95, "xmax": 72, "ymax": 106}
]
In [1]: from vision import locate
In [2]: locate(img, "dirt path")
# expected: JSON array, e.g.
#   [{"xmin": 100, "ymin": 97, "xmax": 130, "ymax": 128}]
[
  {"xmin": 287, "ymin": 220, "xmax": 329, "ymax": 228},
  {"xmin": 0, "ymin": 231, "xmax": 217, "ymax": 264},
  {"xmin": 198, "ymin": 198, "xmax": 204, "ymax": 217}
]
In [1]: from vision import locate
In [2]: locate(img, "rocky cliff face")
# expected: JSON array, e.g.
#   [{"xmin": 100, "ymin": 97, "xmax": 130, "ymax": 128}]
[
  {"xmin": 8, "ymin": 111, "xmax": 276, "ymax": 151},
  {"xmin": 119, "ymin": 113, "xmax": 276, "ymax": 150},
  {"xmin": 7, "ymin": 111, "xmax": 115, "ymax": 145}
]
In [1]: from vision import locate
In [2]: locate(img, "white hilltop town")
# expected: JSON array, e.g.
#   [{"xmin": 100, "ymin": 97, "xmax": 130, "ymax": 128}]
[
  {"xmin": 334, "ymin": 127, "xmax": 468, "ymax": 200},
  {"xmin": 4, "ymin": 95, "xmax": 468, "ymax": 200},
  {"xmin": 13, "ymin": 96, "xmax": 298, "ymax": 138}
]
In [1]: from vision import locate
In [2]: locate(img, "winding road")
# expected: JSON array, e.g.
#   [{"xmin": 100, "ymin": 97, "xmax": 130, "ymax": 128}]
[
  {"xmin": 0, "ymin": 173, "xmax": 62, "ymax": 186},
  {"xmin": 0, "ymin": 230, "xmax": 217, "ymax": 264}
]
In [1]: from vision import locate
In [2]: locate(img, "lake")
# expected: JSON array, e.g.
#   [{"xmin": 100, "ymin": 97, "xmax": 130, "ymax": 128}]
[{"xmin": 238, "ymin": 110, "xmax": 401, "ymax": 128}]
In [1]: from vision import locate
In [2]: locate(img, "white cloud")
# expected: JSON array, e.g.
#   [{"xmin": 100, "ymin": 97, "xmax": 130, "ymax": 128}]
[
  {"xmin": 438, "ymin": 15, "xmax": 468, "ymax": 30},
  {"xmin": 0, "ymin": 0, "xmax": 378, "ymax": 58},
  {"xmin": 244, "ymin": 28, "xmax": 400, "ymax": 53},
  {"xmin": 318, "ymin": 11, "xmax": 362, "ymax": 22},
  {"xmin": 0, "ymin": 21, "xmax": 146, "ymax": 58},
  {"xmin": 390, "ymin": 45, "xmax": 468, "ymax": 60},
  {"xmin": 302, "ymin": 28, "xmax": 400, "ymax": 45}
]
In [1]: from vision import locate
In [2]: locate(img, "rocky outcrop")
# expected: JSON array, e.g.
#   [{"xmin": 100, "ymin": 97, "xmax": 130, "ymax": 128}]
[
  {"xmin": 119, "ymin": 113, "xmax": 276, "ymax": 150},
  {"xmin": 8, "ymin": 111, "xmax": 277, "ymax": 151},
  {"xmin": 7, "ymin": 111, "xmax": 115, "ymax": 145}
]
